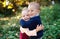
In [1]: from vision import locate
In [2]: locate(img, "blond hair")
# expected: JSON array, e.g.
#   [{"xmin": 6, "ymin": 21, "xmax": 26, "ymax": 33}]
[
  {"xmin": 28, "ymin": 2, "xmax": 40, "ymax": 10},
  {"xmin": 22, "ymin": 7, "xmax": 28, "ymax": 15}
]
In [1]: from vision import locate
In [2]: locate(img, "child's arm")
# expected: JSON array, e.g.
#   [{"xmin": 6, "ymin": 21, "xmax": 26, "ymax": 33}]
[
  {"xmin": 20, "ymin": 19, "xmax": 28, "ymax": 28},
  {"xmin": 20, "ymin": 25, "xmax": 44, "ymax": 36},
  {"xmin": 20, "ymin": 26, "xmax": 37, "ymax": 36}
]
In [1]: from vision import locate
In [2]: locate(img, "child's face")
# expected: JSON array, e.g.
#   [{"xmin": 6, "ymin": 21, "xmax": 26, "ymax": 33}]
[
  {"xmin": 28, "ymin": 7, "xmax": 40, "ymax": 17},
  {"xmin": 22, "ymin": 13, "xmax": 30, "ymax": 21}
]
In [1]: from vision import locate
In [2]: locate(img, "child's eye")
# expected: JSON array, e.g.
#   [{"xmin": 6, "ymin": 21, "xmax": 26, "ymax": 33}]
[
  {"xmin": 31, "ymin": 10, "xmax": 33, "ymax": 12},
  {"xmin": 23, "ymin": 15, "xmax": 25, "ymax": 17},
  {"xmin": 26, "ymin": 15, "xmax": 29, "ymax": 16},
  {"xmin": 28, "ymin": 10, "xmax": 30, "ymax": 12}
]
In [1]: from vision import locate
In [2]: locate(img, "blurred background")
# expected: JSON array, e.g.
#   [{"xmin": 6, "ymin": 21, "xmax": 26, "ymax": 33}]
[{"xmin": 0, "ymin": 0, "xmax": 60, "ymax": 39}]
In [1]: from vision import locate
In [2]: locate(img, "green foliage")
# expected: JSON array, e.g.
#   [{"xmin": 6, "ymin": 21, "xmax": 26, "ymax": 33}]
[
  {"xmin": 0, "ymin": 19, "xmax": 20, "ymax": 39},
  {"xmin": 0, "ymin": 26, "xmax": 20, "ymax": 39},
  {"xmin": 42, "ymin": 24, "xmax": 60, "ymax": 39},
  {"xmin": 0, "ymin": 7, "xmax": 15, "ymax": 17},
  {"xmin": 40, "ymin": 6, "xmax": 53, "ymax": 25},
  {"xmin": 52, "ymin": 4, "xmax": 60, "ymax": 20},
  {"xmin": 0, "ymin": 20, "xmax": 9, "ymax": 25},
  {"xmin": 40, "ymin": 4, "xmax": 60, "ymax": 39},
  {"xmin": 40, "ymin": 4, "xmax": 60, "ymax": 25}
]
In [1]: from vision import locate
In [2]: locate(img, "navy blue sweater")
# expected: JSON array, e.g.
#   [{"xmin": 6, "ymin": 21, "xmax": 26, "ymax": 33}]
[{"xmin": 20, "ymin": 16, "xmax": 43, "ymax": 38}]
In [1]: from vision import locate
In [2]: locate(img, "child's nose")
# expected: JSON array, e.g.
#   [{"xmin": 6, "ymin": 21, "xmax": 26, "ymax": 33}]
[
  {"xmin": 29, "ymin": 12, "xmax": 31, "ymax": 14},
  {"xmin": 29, "ymin": 11, "xmax": 31, "ymax": 13}
]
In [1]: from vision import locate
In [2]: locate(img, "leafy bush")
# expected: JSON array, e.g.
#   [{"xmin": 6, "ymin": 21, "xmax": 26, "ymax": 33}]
[
  {"xmin": 0, "ymin": 26, "xmax": 20, "ymax": 39},
  {"xmin": 40, "ymin": 4, "xmax": 60, "ymax": 39},
  {"xmin": 40, "ymin": 6, "xmax": 53, "ymax": 25},
  {"xmin": 40, "ymin": 4, "xmax": 60, "ymax": 25},
  {"xmin": 52, "ymin": 4, "xmax": 60, "ymax": 20},
  {"xmin": 0, "ymin": 17, "xmax": 20, "ymax": 39}
]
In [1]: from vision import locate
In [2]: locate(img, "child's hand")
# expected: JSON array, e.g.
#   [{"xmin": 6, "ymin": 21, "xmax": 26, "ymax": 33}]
[
  {"xmin": 36, "ymin": 25, "xmax": 44, "ymax": 32},
  {"xmin": 40, "ymin": 25, "xmax": 44, "ymax": 30}
]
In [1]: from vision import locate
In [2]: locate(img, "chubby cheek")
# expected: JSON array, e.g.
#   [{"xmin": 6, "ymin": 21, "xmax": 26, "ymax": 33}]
[
  {"xmin": 22, "ymin": 17, "xmax": 24, "ymax": 19},
  {"xmin": 33, "ymin": 11, "xmax": 36, "ymax": 13},
  {"xmin": 22, "ymin": 17, "xmax": 25, "ymax": 20},
  {"xmin": 29, "ymin": 14, "xmax": 33, "ymax": 17},
  {"xmin": 26, "ymin": 16, "xmax": 30, "ymax": 19},
  {"xmin": 33, "ymin": 11, "xmax": 39, "ymax": 14}
]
